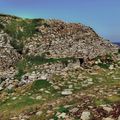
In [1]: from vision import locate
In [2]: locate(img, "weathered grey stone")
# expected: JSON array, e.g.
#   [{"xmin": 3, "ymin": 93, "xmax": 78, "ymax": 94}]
[
  {"xmin": 7, "ymin": 84, "xmax": 14, "ymax": 90},
  {"xmin": 36, "ymin": 111, "xmax": 43, "ymax": 116},
  {"xmin": 102, "ymin": 118, "xmax": 115, "ymax": 120},
  {"xmin": 57, "ymin": 113, "xmax": 66, "ymax": 119},
  {"xmin": 0, "ymin": 86, "xmax": 3, "ymax": 91},
  {"xmin": 61, "ymin": 89, "xmax": 73, "ymax": 95},
  {"xmin": 81, "ymin": 111, "xmax": 92, "ymax": 120},
  {"xmin": 36, "ymin": 96, "xmax": 42, "ymax": 100},
  {"xmin": 69, "ymin": 107, "xmax": 79, "ymax": 113}
]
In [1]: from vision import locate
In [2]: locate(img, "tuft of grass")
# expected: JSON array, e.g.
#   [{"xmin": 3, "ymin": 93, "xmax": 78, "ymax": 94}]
[
  {"xmin": 31, "ymin": 80, "xmax": 51, "ymax": 90},
  {"xmin": 58, "ymin": 105, "xmax": 69, "ymax": 113},
  {"xmin": 5, "ymin": 20, "xmax": 36, "ymax": 39},
  {"xmin": 4, "ymin": 19, "xmax": 37, "ymax": 54},
  {"xmin": 25, "ymin": 55, "xmax": 75, "ymax": 65},
  {"xmin": 15, "ymin": 59, "xmax": 27, "ymax": 80},
  {"xmin": 98, "ymin": 63, "xmax": 110, "ymax": 69}
]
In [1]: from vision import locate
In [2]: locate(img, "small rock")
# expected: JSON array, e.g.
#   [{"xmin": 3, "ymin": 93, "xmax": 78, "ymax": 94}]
[
  {"xmin": 68, "ymin": 85, "xmax": 73, "ymax": 89},
  {"xmin": 7, "ymin": 84, "xmax": 14, "ymax": 90},
  {"xmin": 53, "ymin": 85, "xmax": 60, "ymax": 90},
  {"xmin": 109, "ymin": 65, "xmax": 114, "ymax": 70},
  {"xmin": 58, "ymin": 113, "xmax": 66, "ymax": 119},
  {"xmin": 45, "ymin": 90, "xmax": 50, "ymax": 94},
  {"xmin": 81, "ymin": 111, "xmax": 92, "ymax": 120},
  {"xmin": 61, "ymin": 89, "xmax": 73, "ymax": 96},
  {"xmin": 40, "ymin": 75, "xmax": 47, "ymax": 80},
  {"xmin": 0, "ymin": 86, "xmax": 3, "ymax": 91},
  {"xmin": 12, "ymin": 97, "xmax": 17, "ymax": 100},
  {"xmin": 36, "ymin": 111, "xmax": 43, "ymax": 116},
  {"xmin": 101, "ymin": 106, "xmax": 113, "ymax": 113},
  {"xmin": 118, "ymin": 116, "xmax": 120, "ymax": 120},
  {"xmin": 87, "ymin": 78, "xmax": 93, "ymax": 82},
  {"xmin": 10, "ymin": 117, "xmax": 18, "ymax": 120},
  {"xmin": 102, "ymin": 117, "xmax": 115, "ymax": 120},
  {"xmin": 69, "ymin": 107, "xmax": 79, "ymax": 113},
  {"xmin": 36, "ymin": 96, "xmax": 42, "ymax": 100}
]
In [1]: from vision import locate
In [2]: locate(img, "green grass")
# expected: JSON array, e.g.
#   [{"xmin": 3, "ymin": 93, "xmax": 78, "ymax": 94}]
[
  {"xmin": 95, "ymin": 99, "xmax": 111, "ymax": 106},
  {"xmin": 31, "ymin": 80, "xmax": 51, "ymax": 90},
  {"xmin": 0, "ymin": 63, "xmax": 120, "ymax": 120},
  {"xmin": 58, "ymin": 105, "xmax": 69, "ymax": 113},
  {"xmin": 15, "ymin": 59, "xmax": 27, "ymax": 80},
  {"xmin": 98, "ymin": 63, "xmax": 110, "ymax": 69},
  {"xmin": 5, "ymin": 20, "xmax": 36, "ymax": 39},
  {"xmin": 4, "ymin": 19, "xmax": 37, "ymax": 54},
  {"xmin": 0, "ymin": 95, "xmax": 41, "ymax": 111},
  {"xmin": 25, "ymin": 55, "xmax": 75, "ymax": 65}
]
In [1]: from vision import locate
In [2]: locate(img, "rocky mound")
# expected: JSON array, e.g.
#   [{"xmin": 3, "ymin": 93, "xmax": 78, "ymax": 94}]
[
  {"xmin": 0, "ymin": 14, "xmax": 120, "ymax": 120},
  {"xmin": 0, "ymin": 14, "xmax": 119, "ymax": 81},
  {"xmin": 0, "ymin": 14, "xmax": 119, "ymax": 72},
  {"xmin": 25, "ymin": 20, "xmax": 118, "ymax": 59}
]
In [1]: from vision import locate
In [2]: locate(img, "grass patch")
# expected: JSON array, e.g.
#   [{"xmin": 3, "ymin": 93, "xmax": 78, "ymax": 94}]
[
  {"xmin": 98, "ymin": 63, "xmax": 110, "ymax": 69},
  {"xmin": 95, "ymin": 98, "xmax": 113, "ymax": 106},
  {"xmin": 4, "ymin": 19, "xmax": 38, "ymax": 54},
  {"xmin": 0, "ymin": 95, "xmax": 41, "ymax": 111},
  {"xmin": 15, "ymin": 59, "xmax": 27, "ymax": 80},
  {"xmin": 31, "ymin": 80, "xmax": 51, "ymax": 90},
  {"xmin": 5, "ymin": 20, "xmax": 36, "ymax": 40},
  {"xmin": 107, "ymin": 95, "xmax": 120, "ymax": 103},
  {"xmin": 58, "ymin": 105, "xmax": 69, "ymax": 113},
  {"xmin": 25, "ymin": 55, "xmax": 75, "ymax": 65}
]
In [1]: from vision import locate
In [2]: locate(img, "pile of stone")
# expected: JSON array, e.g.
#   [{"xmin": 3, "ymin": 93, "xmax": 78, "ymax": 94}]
[
  {"xmin": 0, "ymin": 32, "xmax": 20, "ymax": 71},
  {"xmin": 24, "ymin": 19, "xmax": 119, "ymax": 60}
]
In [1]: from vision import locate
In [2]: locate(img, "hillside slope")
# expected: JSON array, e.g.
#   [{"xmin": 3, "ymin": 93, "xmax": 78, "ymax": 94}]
[
  {"xmin": 0, "ymin": 14, "xmax": 119, "ymax": 70},
  {"xmin": 0, "ymin": 14, "xmax": 120, "ymax": 120}
]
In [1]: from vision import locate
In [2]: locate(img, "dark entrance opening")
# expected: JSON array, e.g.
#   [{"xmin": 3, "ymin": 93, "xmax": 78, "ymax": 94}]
[{"xmin": 79, "ymin": 58, "xmax": 84, "ymax": 66}]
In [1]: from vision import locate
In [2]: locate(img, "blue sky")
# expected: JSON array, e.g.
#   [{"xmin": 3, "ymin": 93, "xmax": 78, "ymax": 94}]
[{"xmin": 0, "ymin": 0, "xmax": 120, "ymax": 42}]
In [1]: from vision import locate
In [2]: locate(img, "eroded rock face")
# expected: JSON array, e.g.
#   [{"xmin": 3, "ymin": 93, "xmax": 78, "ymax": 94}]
[{"xmin": 0, "ymin": 32, "xmax": 20, "ymax": 71}]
